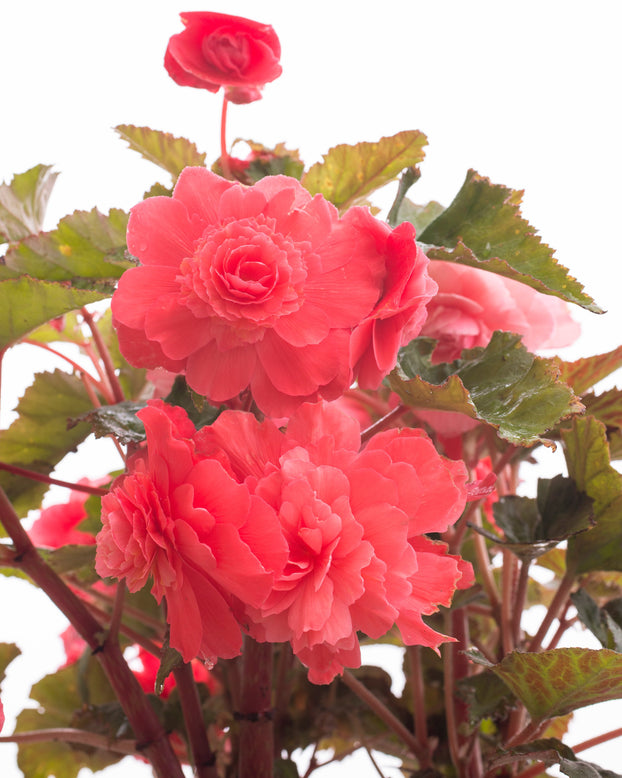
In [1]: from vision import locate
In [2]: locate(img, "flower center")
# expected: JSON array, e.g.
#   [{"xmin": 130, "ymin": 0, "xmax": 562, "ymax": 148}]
[{"xmin": 202, "ymin": 30, "xmax": 249, "ymax": 76}]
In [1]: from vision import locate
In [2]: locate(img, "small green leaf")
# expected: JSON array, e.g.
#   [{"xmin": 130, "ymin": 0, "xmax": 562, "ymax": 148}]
[
  {"xmin": 572, "ymin": 589, "xmax": 622, "ymax": 652},
  {"xmin": 71, "ymin": 401, "xmax": 147, "ymax": 445},
  {"xmin": 0, "ymin": 207, "xmax": 130, "ymax": 287},
  {"xmin": 0, "ymin": 370, "xmax": 98, "ymax": 517},
  {"xmin": 0, "ymin": 164, "xmax": 58, "ymax": 242},
  {"xmin": 43, "ymin": 545, "xmax": 97, "ymax": 576},
  {"xmin": 419, "ymin": 169, "xmax": 602, "ymax": 313},
  {"xmin": 302, "ymin": 130, "xmax": 427, "ymax": 210},
  {"xmin": 559, "ymin": 346, "xmax": 622, "ymax": 396},
  {"xmin": 396, "ymin": 197, "xmax": 445, "ymax": 234},
  {"xmin": 155, "ymin": 644, "xmax": 183, "ymax": 697},
  {"xmin": 0, "ymin": 642, "xmax": 21, "ymax": 685},
  {"xmin": 456, "ymin": 669, "xmax": 515, "ymax": 725},
  {"xmin": 489, "ymin": 648, "xmax": 622, "ymax": 720},
  {"xmin": 391, "ymin": 332, "xmax": 582, "ymax": 445},
  {"xmin": 564, "ymin": 416, "xmax": 622, "ymax": 574},
  {"xmin": 164, "ymin": 376, "xmax": 224, "ymax": 429},
  {"xmin": 115, "ymin": 124, "xmax": 206, "ymax": 180},
  {"xmin": 0, "ymin": 277, "xmax": 105, "ymax": 350}
]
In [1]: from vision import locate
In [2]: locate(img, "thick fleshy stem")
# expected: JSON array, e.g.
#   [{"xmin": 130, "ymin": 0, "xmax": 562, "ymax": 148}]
[
  {"xmin": 173, "ymin": 662, "xmax": 218, "ymax": 778},
  {"xmin": 0, "ymin": 485, "xmax": 184, "ymax": 778},
  {"xmin": 237, "ymin": 636, "xmax": 274, "ymax": 778},
  {"xmin": 220, "ymin": 95, "xmax": 233, "ymax": 180}
]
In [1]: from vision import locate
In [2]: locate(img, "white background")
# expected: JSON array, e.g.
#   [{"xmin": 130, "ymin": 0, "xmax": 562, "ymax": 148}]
[{"xmin": 1, "ymin": 1, "xmax": 622, "ymax": 776}]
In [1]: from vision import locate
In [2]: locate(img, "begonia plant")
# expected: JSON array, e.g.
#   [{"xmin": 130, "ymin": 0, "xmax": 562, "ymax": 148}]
[{"xmin": 2, "ymin": 10, "xmax": 622, "ymax": 778}]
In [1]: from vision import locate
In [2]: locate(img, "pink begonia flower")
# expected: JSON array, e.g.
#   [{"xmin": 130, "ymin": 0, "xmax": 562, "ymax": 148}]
[
  {"xmin": 199, "ymin": 400, "xmax": 472, "ymax": 684},
  {"xmin": 346, "ymin": 208, "xmax": 438, "ymax": 388},
  {"xmin": 165, "ymin": 12, "xmax": 281, "ymax": 104},
  {"xmin": 421, "ymin": 260, "xmax": 581, "ymax": 363},
  {"xmin": 95, "ymin": 402, "xmax": 287, "ymax": 663},
  {"xmin": 29, "ymin": 479, "xmax": 108, "ymax": 548},
  {"xmin": 113, "ymin": 168, "xmax": 387, "ymax": 417},
  {"xmin": 0, "ymin": 697, "xmax": 4, "ymax": 732}
]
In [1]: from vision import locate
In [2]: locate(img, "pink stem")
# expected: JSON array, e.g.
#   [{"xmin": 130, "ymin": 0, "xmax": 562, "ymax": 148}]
[{"xmin": 0, "ymin": 461, "xmax": 108, "ymax": 495}]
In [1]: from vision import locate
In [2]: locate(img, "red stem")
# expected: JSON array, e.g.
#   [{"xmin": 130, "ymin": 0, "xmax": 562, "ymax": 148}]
[
  {"xmin": 238, "ymin": 636, "xmax": 274, "ymax": 778},
  {"xmin": 360, "ymin": 404, "xmax": 408, "ymax": 445},
  {"xmin": 528, "ymin": 570, "xmax": 575, "ymax": 652},
  {"xmin": 0, "ymin": 460, "xmax": 108, "ymax": 495},
  {"xmin": 0, "ymin": 485, "xmax": 184, "ymax": 778},
  {"xmin": 173, "ymin": 662, "xmax": 218, "ymax": 778},
  {"xmin": 220, "ymin": 95, "xmax": 232, "ymax": 179},
  {"xmin": 80, "ymin": 308, "xmax": 125, "ymax": 404}
]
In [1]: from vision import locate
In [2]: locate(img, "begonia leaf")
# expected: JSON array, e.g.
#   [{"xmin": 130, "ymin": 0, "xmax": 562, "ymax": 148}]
[
  {"xmin": 489, "ymin": 648, "xmax": 622, "ymax": 720},
  {"xmin": 0, "ymin": 642, "xmax": 21, "ymax": 684},
  {"xmin": 71, "ymin": 401, "xmax": 147, "ymax": 445},
  {"xmin": 0, "ymin": 370, "xmax": 98, "ymax": 518},
  {"xmin": 563, "ymin": 416, "xmax": 622, "ymax": 574},
  {"xmin": 0, "ymin": 278, "xmax": 104, "ymax": 350},
  {"xmin": 489, "ymin": 739, "xmax": 622, "ymax": 778},
  {"xmin": 0, "ymin": 164, "xmax": 58, "ymax": 243},
  {"xmin": 491, "ymin": 477, "xmax": 594, "ymax": 561},
  {"xmin": 418, "ymin": 170, "xmax": 602, "ymax": 313},
  {"xmin": 391, "ymin": 332, "xmax": 582, "ymax": 445},
  {"xmin": 24, "ymin": 311, "xmax": 85, "ymax": 346},
  {"xmin": 581, "ymin": 390, "xmax": 622, "ymax": 432},
  {"xmin": 302, "ymin": 130, "xmax": 427, "ymax": 210},
  {"xmin": 115, "ymin": 124, "xmax": 206, "ymax": 180},
  {"xmin": 42, "ymin": 545, "xmax": 97, "ymax": 577},
  {"xmin": 559, "ymin": 346, "xmax": 622, "ymax": 396},
  {"xmin": 571, "ymin": 589, "xmax": 622, "ymax": 653},
  {"xmin": 14, "ymin": 659, "xmax": 122, "ymax": 778},
  {"xmin": 164, "ymin": 376, "xmax": 224, "ymax": 429},
  {"xmin": 155, "ymin": 643, "xmax": 183, "ymax": 697},
  {"xmin": 0, "ymin": 208, "xmax": 130, "ymax": 288},
  {"xmin": 212, "ymin": 139, "xmax": 304, "ymax": 183},
  {"xmin": 456, "ymin": 669, "xmax": 516, "ymax": 726},
  {"xmin": 396, "ymin": 197, "xmax": 445, "ymax": 234}
]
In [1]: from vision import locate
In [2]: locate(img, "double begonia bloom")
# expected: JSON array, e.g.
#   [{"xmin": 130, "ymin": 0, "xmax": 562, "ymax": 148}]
[
  {"xmin": 165, "ymin": 12, "xmax": 281, "ymax": 104},
  {"xmin": 346, "ymin": 208, "xmax": 438, "ymax": 389},
  {"xmin": 199, "ymin": 400, "xmax": 472, "ymax": 683},
  {"xmin": 421, "ymin": 260, "xmax": 580, "ymax": 363},
  {"xmin": 113, "ymin": 168, "xmax": 387, "ymax": 417},
  {"xmin": 95, "ymin": 402, "xmax": 287, "ymax": 663}
]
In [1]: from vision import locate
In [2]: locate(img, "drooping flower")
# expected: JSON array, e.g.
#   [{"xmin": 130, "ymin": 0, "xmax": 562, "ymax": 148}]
[
  {"xmin": 346, "ymin": 208, "xmax": 438, "ymax": 388},
  {"xmin": 29, "ymin": 479, "xmax": 106, "ymax": 548},
  {"xmin": 113, "ymin": 168, "xmax": 386, "ymax": 417},
  {"xmin": 421, "ymin": 260, "xmax": 580, "ymax": 363},
  {"xmin": 95, "ymin": 402, "xmax": 287, "ymax": 663},
  {"xmin": 165, "ymin": 12, "xmax": 281, "ymax": 104},
  {"xmin": 199, "ymin": 400, "xmax": 472, "ymax": 683}
]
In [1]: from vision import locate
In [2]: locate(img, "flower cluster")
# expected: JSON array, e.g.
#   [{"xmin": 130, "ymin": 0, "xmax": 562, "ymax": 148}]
[{"xmin": 96, "ymin": 400, "xmax": 471, "ymax": 683}]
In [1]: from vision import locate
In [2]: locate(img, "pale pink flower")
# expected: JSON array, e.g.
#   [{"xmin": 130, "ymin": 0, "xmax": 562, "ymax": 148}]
[
  {"xmin": 422, "ymin": 260, "xmax": 580, "ymax": 363},
  {"xmin": 113, "ymin": 168, "xmax": 385, "ymax": 416},
  {"xmin": 95, "ymin": 402, "xmax": 286, "ymax": 663}
]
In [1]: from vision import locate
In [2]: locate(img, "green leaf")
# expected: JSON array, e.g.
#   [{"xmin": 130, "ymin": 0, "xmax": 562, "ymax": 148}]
[
  {"xmin": 582, "ymin": 390, "xmax": 622, "ymax": 431},
  {"xmin": 115, "ymin": 124, "xmax": 206, "ymax": 180},
  {"xmin": 163, "ymin": 376, "xmax": 225, "ymax": 430},
  {"xmin": 456, "ymin": 669, "xmax": 515, "ymax": 725},
  {"xmin": 0, "ymin": 642, "xmax": 21, "ymax": 685},
  {"xmin": 0, "ymin": 207, "xmax": 130, "ymax": 288},
  {"xmin": 419, "ymin": 169, "xmax": 602, "ymax": 313},
  {"xmin": 302, "ymin": 130, "xmax": 427, "ymax": 210},
  {"xmin": 390, "ymin": 332, "xmax": 582, "ymax": 445},
  {"xmin": 213, "ymin": 139, "xmax": 304, "ymax": 183},
  {"xmin": 0, "ymin": 277, "xmax": 105, "ymax": 350},
  {"xmin": 0, "ymin": 165, "xmax": 58, "ymax": 242},
  {"xmin": 42, "ymin": 545, "xmax": 97, "ymax": 576},
  {"xmin": 559, "ymin": 346, "xmax": 622, "ymax": 396},
  {"xmin": 563, "ymin": 416, "xmax": 622, "ymax": 574},
  {"xmin": 15, "ymin": 659, "xmax": 122, "ymax": 778},
  {"xmin": 155, "ymin": 643, "xmax": 183, "ymax": 697},
  {"xmin": 489, "ymin": 648, "xmax": 622, "ymax": 720},
  {"xmin": 571, "ymin": 589, "xmax": 622, "ymax": 652},
  {"xmin": 0, "ymin": 370, "xmax": 98, "ymax": 517},
  {"xmin": 490, "ymin": 739, "xmax": 622, "ymax": 778},
  {"xmin": 396, "ymin": 197, "xmax": 445, "ymax": 234},
  {"xmin": 71, "ymin": 401, "xmax": 147, "ymax": 445},
  {"xmin": 491, "ymin": 477, "xmax": 594, "ymax": 561}
]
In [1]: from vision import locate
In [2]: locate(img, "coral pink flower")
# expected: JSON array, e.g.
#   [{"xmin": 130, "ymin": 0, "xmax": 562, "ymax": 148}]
[
  {"xmin": 165, "ymin": 12, "xmax": 281, "ymax": 104},
  {"xmin": 29, "ymin": 479, "xmax": 106, "ymax": 548},
  {"xmin": 421, "ymin": 261, "xmax": 580, "ymax": 363},
  {"xmin": 95, "ymin": 402, "xmax": 287, "ymax": 663},
  {"xmin": 200, "ymin": 400, "xmax": 471, "ymax": 683},
  {"xmin": 113, "ymin": 168, "xmax": 385, "ymax": 416},
  {"xmin": 346, "ymin": 209, "xmax": 438, "ymax": 388}
]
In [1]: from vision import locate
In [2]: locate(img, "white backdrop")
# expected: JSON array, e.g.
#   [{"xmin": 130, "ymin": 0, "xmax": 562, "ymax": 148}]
[{"xmin": 1, "ymin": 2, "xmax": 622, "ymax": 776}]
